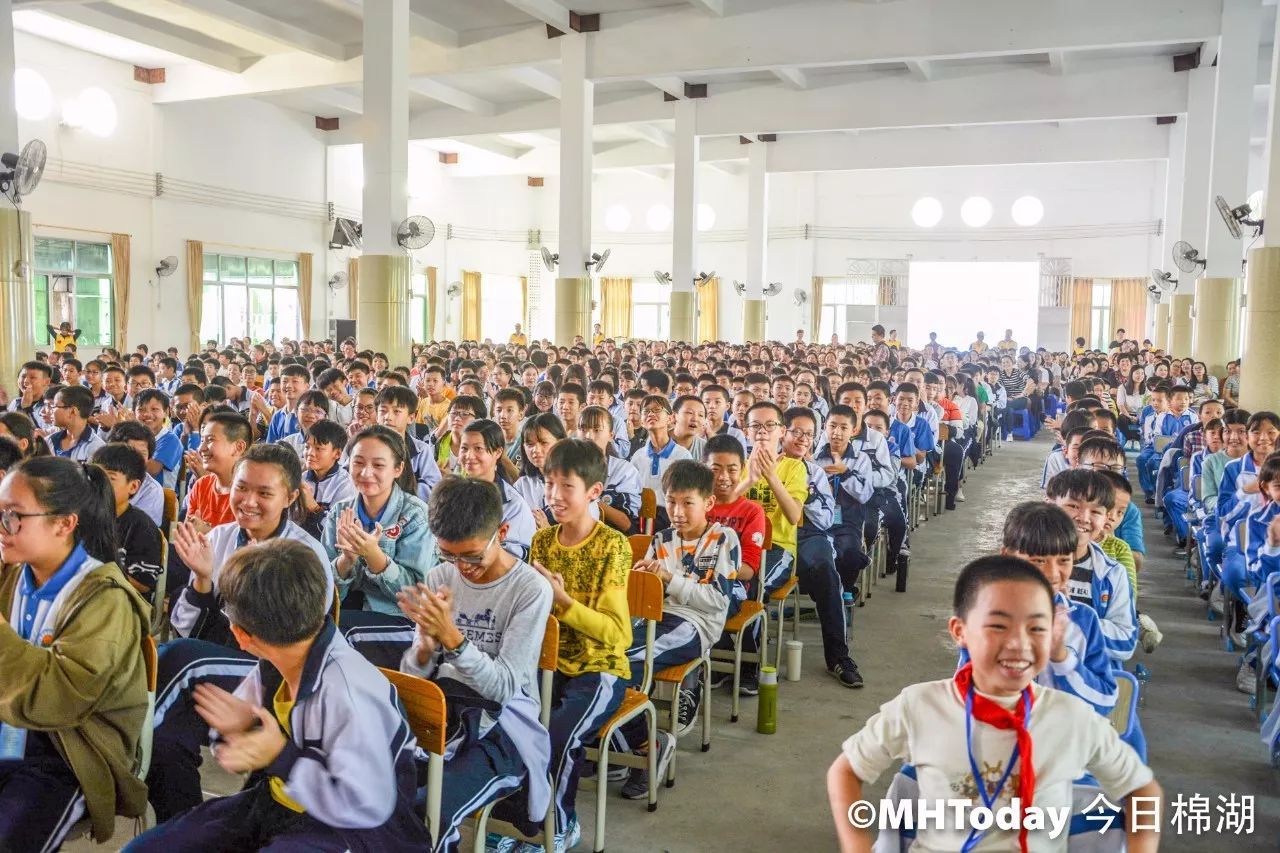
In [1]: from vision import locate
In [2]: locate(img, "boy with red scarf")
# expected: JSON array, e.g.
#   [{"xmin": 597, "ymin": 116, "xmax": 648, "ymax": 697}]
[{"xmin": 826, "ymin": 555, "xmax": 1161, "ymax": 852}]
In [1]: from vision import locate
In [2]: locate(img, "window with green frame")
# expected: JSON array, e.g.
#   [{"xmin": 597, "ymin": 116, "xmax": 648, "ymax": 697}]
[
  {"xmin": 411, "ymin": 271, "xmax": 429, "ymax": 343},
  {"xmin": 33, "ymin": 238, "xmax": 113, "ymax": 347},
  {"xmin": 199, "ymin": 253, "xmax": 300, "ymax": 345}
]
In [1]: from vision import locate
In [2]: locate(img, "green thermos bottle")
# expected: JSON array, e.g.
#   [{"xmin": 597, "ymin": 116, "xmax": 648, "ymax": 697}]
[{"xmin": 756, "ymin": 666, "xmax": 778, "ymax": 734}]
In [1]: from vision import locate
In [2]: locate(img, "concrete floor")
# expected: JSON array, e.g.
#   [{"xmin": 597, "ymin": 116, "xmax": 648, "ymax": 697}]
[{"xmin": 68, "ymin": 435, "xmax": 1279, "ymax": 852}]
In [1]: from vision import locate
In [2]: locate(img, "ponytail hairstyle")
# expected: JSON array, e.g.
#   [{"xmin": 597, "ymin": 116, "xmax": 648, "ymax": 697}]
[
  {"xmin": 0, "ymin": 412, "xmax": 50, "ymax": 458},
  {"xmin": 518, "ymin": 411, "xmax": 568, "ymax": 479},
  {"xmin": 577, "ymin": 405, "xmax": 620, "ymax": 458},
  {"xmin": 14, "ymin": 456, "xmax": 118, "ymax": 564},
  {"xmin": 349, "ymin": 425, "xmax": 416, "ymax": 496},
  {"xmin": 463, "ymin": 419, "xmax": 520, "ymax": 483}
]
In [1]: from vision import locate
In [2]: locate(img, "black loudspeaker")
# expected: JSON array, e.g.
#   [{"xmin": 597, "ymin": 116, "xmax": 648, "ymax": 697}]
[{"xmin": 328, "ymin": 319, "xmax": 356, "ymax": 344}]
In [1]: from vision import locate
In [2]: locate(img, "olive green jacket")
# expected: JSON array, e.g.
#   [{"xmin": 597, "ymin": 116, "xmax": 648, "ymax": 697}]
[{"xmin": 0, "ymin": 560, "xmax": 151, "ymax": 843}]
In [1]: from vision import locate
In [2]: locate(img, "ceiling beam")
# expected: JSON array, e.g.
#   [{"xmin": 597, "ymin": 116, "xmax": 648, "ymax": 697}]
[
  {"xmin": 1047, "ymin": 49, "xmax": 1070, "ymax": 75},
  {"xmin": 308, "ymin": 87, "xmax": 364, "ymax": 114},
  {"xmin": 507, "ymin": 66, "xmax": 562, "ymax": 99},
  {"xmin": 419, "ymin": 138, "xmax": 532, "ymax": 160},
  {"xmin": 500, "ymin": 0, "xmax": 572, "ymax": 33},
  {"xmin": 772, "ymin": 67, "xmax": 808, "ymax": 89},
  {"xmin": 408, "ymin": 78, "xmax": 498, "ymax": 115},
  {"xmin": 625, "ymin": 123, "xmax": 674, "ymax": 147},
  {"xmin": 687, "ymin": 0, "xmax": 724, "ymax": 14},
  {"xmin": 645, "ymin": 75, "xmax": 686, "ymax": 98},
  {"xmin": 903, "ymin": 59, "xmax": 932, "ymax": 81},
  {"xmin": 170, "ymin": 0, "xmax": 351, "ymax": 60},
  {"xmin": 47, "ymin": 3, "xmax": 253, "ymax": 72},
  {"xmin": 308, "ymin": 0, "xmax": 459, "ymax": 47}
]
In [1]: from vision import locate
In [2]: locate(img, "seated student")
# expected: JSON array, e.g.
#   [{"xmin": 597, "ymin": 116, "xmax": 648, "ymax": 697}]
[
  {"xmin": 296, "ymin": 419, "xmax": 357, "ymax": 537},
  {"xmin": 492, "ymin": 386, "xmax": 528, "ymax": 464},
  {"xmin": 514, "ymin": 412, "xmax": 569, "ymax": 528},
  {"xmin": 183, "ymin": 412, "xmax": 251, "ymax": 533},
  {"xmin": 322, "ymin": 426, "xmax": 434, "ymax": 667},
  {"xmin": 860, "ymin": 409, "xmax": 911, "ymax": 584},
  {"xmin": 671, "ymin": 394, "xmax": 708, "ymax": 462},
  {"xmin": 132, "ymin": 388, "xmax": 184, "ymax": 490},
  {"xmin": 0, "ymin": 457, "xmax": 150, "ymax": 851},
  {"xmin": 1045, "ymin": 469, "xmax": 1138, "ymax": 665},
  {"xmin": 576, "ymin": 405, "xmax": 642, "ymax": 533},
  {"xmin": 999, "ymin": 502, "xmax": 1118, "ymax": 716},
  {"xmin": 107, "ymin": 421, "xmax": 165, "ymax": 527},
  {"xmin": 1214, "ymin": 411, "xmax": 1278, "ymax": 620},
  {"xmin": 397, "ymin": 477, "xmax": 552, "ymax": 853},
  {"xmin": 827, "ymin": 555, "xmax": 1161, "ymax": 853},
  {"xmin": 703, "ymin": 434, "xmax": 767, "ymax": 627},
  {"xmin": 1223, "ymin": 451, "xmax": 1280, "ymax": 646},
  {"xmin": 814, "ymin": 405, "xmax": 874, "ymax": 599},
  {"xmin": 700, "ymin": 383, "xmax": 748, "ymax": 453},
  {"xmin": 1155, "ymin": 397, "xmax": 1225, "ymax": 514},
  {"xmin": 374, "ymin": 385, "xmax": 442, "ymax": 501},
  {"xmin": 148, "ymin": 444, "xmax": 333, "ymax": 822},
  {"xmin": 48, "ymin": 383, "xmax": 106, "ymax": 461},
  {"xmin": 514, "ymin": 439, "xmax": 632, "ymax": 852},
  {"xmin": 435, "ymin": 395, "xmax": 486, "ymax": 475},
  {"xmin": 586, "ymin": 380, "xmax": 630, "ymax": 458},
  {"xmin": 347, "ymin": 386, "xmax": 378, "ymax": 438},
  {"xmin": 629, "ymin": 394, "xmax": 693, "ymax": 529},
  {"xmin": 264, "ymin": 364, "xmax": 309, "ymax": 443},
  {"xmin": 279, "ymin": 390, "xmax": 330, "ymax": 458},
  {"xmin": 1138, "ymin": 384, "xmax": 1193, "ymax": 503},
  {"xmin": 1077, "ymin": 435, "xmax": 1147, "ymax": 576},
  {"xmin": 93, "ymin": 443, "xmax": 165, "ymax": 601},
  {"xmin": 1197, "ymin": 412, "xmax": 1251, "ymax": 586},
  {"xmin": 613, "ymin": 460, "xmax": 739, "ymax": 797},
  {"xmin": 458, "ymin": 419, "xmax": 536, "ymax": 560},
  {"xmin": 127, "ymin": 541, "xmax": 431, "ymax": 852},
  {"xmin": 1041, "ymin": 410, "xmax": 1093, "ymax": 488}
]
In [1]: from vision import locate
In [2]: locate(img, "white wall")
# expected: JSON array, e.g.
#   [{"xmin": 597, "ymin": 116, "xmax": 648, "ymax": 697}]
[{"xmin": 15, "ymin": 32, "xmax": 329, "ymax": 353}]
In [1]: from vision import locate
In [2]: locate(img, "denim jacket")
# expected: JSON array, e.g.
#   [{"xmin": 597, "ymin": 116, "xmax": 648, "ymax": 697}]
[{"xmin": 324, "ymin": 485, "xmax": 437, "ymax": 615}]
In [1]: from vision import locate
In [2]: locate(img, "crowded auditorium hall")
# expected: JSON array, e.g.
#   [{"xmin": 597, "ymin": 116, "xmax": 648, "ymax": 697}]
[{"xmin": 0, "ymin": 1, "xmax": 1277, "ymax": 851}]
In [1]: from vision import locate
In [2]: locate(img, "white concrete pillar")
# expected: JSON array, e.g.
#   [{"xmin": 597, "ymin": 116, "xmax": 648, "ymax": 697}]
[
  {"xmin": 0, "ymin": 0, "xmax": 34, "ymax": 387},
  {"xmin": 556, "ymin": 34, "xmax": 593, "ymax": 346},
  {"xmin": 1178, "ymin": 66, "xmax": 1215, "ymax": 261},
  {"xmin": 670, "ymin": 99, "xmax": 698, "ymax": 342},
  {"xmin": 1160, "ymin": 118, "xmax": 1186, "ymax": 293},
  {"xmin": 0, "ymin": 0, "xmax": 17, "ymax": 155},
  {"xmin": 743, "ymin": 142, "xmax": 768, "ymax": 342},
  {"xmin": 359, "ymin": 0, "xmax": 411, "ymax": 359},
  {"xmin": 1260, "ymin": 0, "xmax": 1280, "ymax": 251}
]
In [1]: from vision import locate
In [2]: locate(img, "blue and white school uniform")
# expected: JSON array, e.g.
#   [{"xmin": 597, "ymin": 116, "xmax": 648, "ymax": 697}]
[
  {"xmin": 495, "ymin": 478, "xmax": 536, "ymax": 561},
  {"xmin": 266, "ymin": 407, "xmax": 300, "ymax": 444},
  {"xmin": 408, "ymin": 431, "xmax": 443, "ymax": 503},
  {"xmin": 629, "ymin": 439, "xmax": 692, "ymax": 504},
  {"xmin": 49, "ymin": 427, "xmax": 105, "ymax": 462},
  {"xmin": 602, "ymin": 455, "xmax": 642, "ymax": 528},
  {"xmin": 130, "ymin": 474, "xmax": 164, "ymax": 528},
  {"xmin": 304, "ymin": 464, "xmax": 358, "ymax": 512},
  {"xmin": 157, "ymin": 376, "xmax": 181, "ymax": 397},
  {"xmin": 152, "ymin": 425, "xmax": 183, "ymax": 491},
  {"xmin": 1068, "ymin": 542, "xmax": 1138, "ymax": 664}
]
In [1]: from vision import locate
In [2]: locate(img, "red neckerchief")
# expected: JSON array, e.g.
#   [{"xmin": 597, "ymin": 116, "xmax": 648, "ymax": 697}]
[{"xmin": 953, "ymin": 662, "xmax": 1036, "ymax": 853}]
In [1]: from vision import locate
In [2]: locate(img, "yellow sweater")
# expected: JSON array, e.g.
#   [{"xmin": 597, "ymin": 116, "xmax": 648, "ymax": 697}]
[
  {"xmin": 745, "ymin": 456, "xmax": 809, "ymax": 558},
  {"xmin": 532, "ymin": 522, "xmax": 632, "ymax": 678}
]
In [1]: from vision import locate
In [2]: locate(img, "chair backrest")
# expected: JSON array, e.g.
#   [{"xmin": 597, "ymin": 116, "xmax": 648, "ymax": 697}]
[
  {"xmin": 1237, "ymin": 519, "xmax": 1248, "ymax": 554},
  {"xmin": 151, "ymin": 531, "xmax": 169, "ymax": 638},
  {"xmin": 939, "ymin": 423, "xmax": 952, "ymax": 442},
  {"xmin": 162, "ymin": 488, "xmax": 178, "ymax": 531},
  {"xmin": 539, "ymin": 614, "xmax": 560, "ymax": 673},
  {"xmin": 377, "ymin": 667, "xmax": 447, "ymax": 756},
  {"xmin": 142, "ymin": 633, "xmax": 158, "ymax": 693},
  {"xmin": 639, "ymin": 488, "xmax": 657, "ymax": 534},
  {"xmin": 1109, "ymin": 670, "xmax": 1138, "ymax": 737},
  {"xmin": 762, "ymin": 515, "xmax": 773, "ymax": 551},
  {"xmin": 627, "ymin": 570, "xmax": 664, "ymax": 694},
  {"xmin": 1153, "ymin": 435, "xmax": 1173, "ymax": 453},
  {"xmin": 331, "ymin": 583, "xmax": 341, "ymax": 627},
  {"xmin": 629, "ymin": 533, "xmax": 652, "ymax": 564}
]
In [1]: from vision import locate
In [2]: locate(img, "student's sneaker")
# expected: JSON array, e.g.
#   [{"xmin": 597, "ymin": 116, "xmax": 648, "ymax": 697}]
[
  {"xmin": 739, "ymin": 670, "xmax": 760, "ymax": 696},
  {"xmin": 1137, "ymin": 614, "xmax": 1163, "ymax": 653},
  {"xmin": 579, "ymin": 761, "xmax": 629, "ymax": 783},
  {"xmin": 677, "ymin": 679, "xmax": 702, "ymax": 729},
  {"xmin": 620, "ymin": 731, "xmax": 676, "ymax": 800},
  {"xmin": 894, "ymin": 554, "xmax": 909, "ymax": 593},
  {"xmin": 1143, "ymin": 496, "xmax": 1155, "ymax": 505},
  {"xmin": 956, "ymin": 488, "xmax": 966, "ymax": 503},
  {"xmin": 828, "ymin": 658, "xmax": 864, "ymax": 688},
  {"xmin": 486, "ymin": 833, "xmax": 519, "ymax": 853},
  {"xmin": 1237, "ymin": 660, "xmax": 1257, "ymax": 695},
  {"xmin": 710, "ymin": 670, "xmax": 732, "ymax": 690}
]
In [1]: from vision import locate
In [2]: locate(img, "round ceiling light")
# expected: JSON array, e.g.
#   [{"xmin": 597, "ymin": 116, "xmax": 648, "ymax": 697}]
[
  {"xmin": 911, "ymin": 197, "xmax": 943, "ymax": 228},
  {"xmin": 697, "ymin": 203, "xmax": 716, "ymax": 232},
  {"xmin": 14, "ymin": 68, "xmax": 52, "ymax": 121},
  {"xmin": 1011, "ymin": 195, "xmax": 1045, "ymax": 226},
  {"xmin": 960, "ymin": 196, "xmax": 993, "ymax": 227},
  {"xmin": 604, "ymin": 204, "xmax": 632, "ymax": 232},
  {"xmin": 646, "ymin": 203, "xmax": 673, "ymax": 232}
]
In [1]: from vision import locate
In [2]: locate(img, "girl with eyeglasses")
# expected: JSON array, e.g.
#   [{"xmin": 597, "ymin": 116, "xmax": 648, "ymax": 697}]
[
  {"xmin": 0, "ymin": 456, "xmax": 150, "ymax": 851},
  {"xmin": 458, "ymin": 419, "xmax": 536, "ymax": 560},
  {"xmin": 322, "ymin": 425, "xmax": 435, "ymax": 668}
]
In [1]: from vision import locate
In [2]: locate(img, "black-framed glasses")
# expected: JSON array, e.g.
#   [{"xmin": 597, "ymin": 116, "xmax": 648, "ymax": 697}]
[
  {"xmin": 0, "ymin": 510, "xmax": 60, "ymax": 535},
  {"xmin": 436, "ymin": 530, "xmax": 499, "ymax": 566},
  {"xmin": 747, "ymin": 421, "xmax": 781, "ymax": 434}
]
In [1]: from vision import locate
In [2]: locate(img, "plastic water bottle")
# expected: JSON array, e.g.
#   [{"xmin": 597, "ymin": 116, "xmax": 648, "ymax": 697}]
[
  {"xmin": 842, "ymin": 591, "xmax": 854, "ymax": 626},
  {"xmin": 756, "ymin": 666, "xmax": 778, "ymax": 734},
  {"xmin": 1134, "ymin": 664, "xmax": 1151, "ymax": 708}
]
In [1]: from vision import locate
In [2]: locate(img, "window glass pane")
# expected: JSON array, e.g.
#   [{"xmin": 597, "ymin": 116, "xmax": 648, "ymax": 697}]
[
  {"xmin": 480, "ymin": 275, "xmax": 523, "ymax": 342},
  {"xmin": 35, "ymin": 238, "xmax": 75, "ymax": 272},
  {"xmin": 33, "ymin": 274, "xmax": 49, "ymax": 344},
  {"xmin": 274, "ymin": 260, "xmax": 298, "ymax": 287},
  {"xmin": 411, "ymin": 272, "xmax": 427, "ymax": 297},
  {"xmin": 410, "ymin": 295, "xmax": 426, "ymax": 343},
  {"xmin": 200, "ymin": 284, "xmax": 223, "ymax": 346},
  {"xmin": 249, "ymin": 288, "xmax": 274, "ymax": 342},
  {"xmin": 632, "ymin": 305, "xmax": 658, "ymax": 339},
  {"xmin": 818, "ymin": 305, "xmax": 835, "ymax": 342},
  {"xmin": 220, "ymin": 255, "xmax": 247, "ymax": 283},
  {"xmin": 76, "ymin": 241, "xmax": 110, "ymax": 274},
  {"xmin": 204, "ymin": 253, "xmax": 219, "ymax": 282},
  {"xmin": 247, "ymin": 257, "xmax": 274, "ymax": 285},
  {"xmin": 224, "ymin": 284, "xmax": 248, "ymax": 340},
  {"xmin": 274, "ymin": 287, "xmax": 299, "ymax": 341},
  {"xmin": 632, "ymin": 281, "xmax": 665, "ymax": 301},
  {"xmin": 75, "ymin": 276, "xmax": 112, "ymax": 347},
  {"xmin": 850, "ymin": 281, "xmax": 877, "ymax": 305}
]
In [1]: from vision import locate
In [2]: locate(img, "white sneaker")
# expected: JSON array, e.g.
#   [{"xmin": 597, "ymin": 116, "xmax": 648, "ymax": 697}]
[
  {"xmin": 956, "ymin": 488, "xmax": 966, "ymax": 503},
  {"xmin": 1208, "ymin": 583, "xmax": 1225, "ymax": 616},
  {"xmin": 1237, "ymin": 660, "xmax": 1257, "ymax": 695},
  {"xmin": 1137, "ymin": 614, "xmax": 1163, "ymax": 653}
]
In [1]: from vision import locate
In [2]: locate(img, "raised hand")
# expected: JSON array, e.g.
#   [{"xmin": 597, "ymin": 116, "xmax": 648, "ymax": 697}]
[
  {"xmin": 173, "ymin": 519, "xmax": 215, "ymax": 590},
  {"xmin": 194, "ymin": 683, "xmax": 258, "ymax": 737}
]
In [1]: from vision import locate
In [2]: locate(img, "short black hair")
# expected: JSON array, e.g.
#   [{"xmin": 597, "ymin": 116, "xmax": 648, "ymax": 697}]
[
  {"xmin": 1077, "ymin": 435, "xmax": 1123, "ymax": 462},
  {"xmin": 662, "ymin": 459, "xmax": 714, "ymax": 498},
  {"xmin": 220, "ymin": 540, "xmax": 329, "ymax": 645},
  {"xmin": 133, "ymin": 388, "xmax": 170, "ymax": 411},
  {"xmin": 558, "ymin": 382, "xmax": 586, "ymax": 405},
  {"xmin": 281, "ymin": 364, "xmax": 311, "ymax": 381},
  {"xmin": 1002, "ymin": 502, "xmax": 1077, "ymax": 558},
  {"xmin": 428, "ymin": 476, "xmax": 503, "ymax": 543},
  {"xmin": 306, "ymin": 419, "xmax": 348, "ymax": 451},
  {"xmin": 1046, "ymin": 469, "xmax": 1116, "ymax": 511},
  {"xmin": 450, "ymin": 394, "xmax": 488, "ymax": 420},
  {"xmin": 953, "ymin": 554, "xmax": 1055, "ymax": 619},
  {"xmin": 1099, "ymin": 470, "xmax": 1132, "ymax": 495},
  {"xmin": 827, "ymin": 404, "xmax": 856, "ymax": 422},
  {"xmin": 703, "ymin": 433, "xmax": 745, "ymax": 463},
  {"xmin": 106, "ymin": 421, "xmax": 156, "ymax": 457},
  {"xmin": 782, "ymin": 406, "xmax": 816, "ymax": 428},
  {"xmin": 203, "ymin": 412, "xmax": 251, "ymax": 448},
  {"xmin": 544, "ymin": 437, "xmax": 606, "ymax": 488},
  {"xmin": 375, "ymin": 385, "xmax": 417, "ymax": 411},
  {"xmin": 55, "ymin": 384, "xmax": 94, "ymax": 419},
  {"xmin": 0, "ymin": 435, "xmax": 22, "ymax": 472},
  {"xmin": 92, "ymin": 442, "xmax": 147, "ymax": 484}
]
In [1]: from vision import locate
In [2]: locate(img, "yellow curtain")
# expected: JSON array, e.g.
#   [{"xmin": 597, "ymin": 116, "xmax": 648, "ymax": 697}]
[
  {"xmin": 110, "ymin": 233, "xmax": 129, "ymax": 350},
  {"xmin": 811, "ymin": 276, "xmax": 823, "ymax": 336},
  {"xmin": 462, "ymin": 270, "xmax": 482, "ymax": 340},
  {"xmin": 185, "ymin": 240, "xmax": 203, "ymax": 351},
  {"xmin": 600, "ymin": 277, "xmax": 632, "ymax": 338},
  {"xmin": 426, "ymin": 266, "xmax": 438, "ymax": 342},
  {"xmin": 697, "ymin": 277, "xmax": 718, "ymax": 342},
  {"xmin": 1070, "ymin": 277, "xmax": 1093, "ymax": 347},
  {"xmin": 297, "ymin": 252, "xmax": 313, "ymax": 340},
  {"xmin": 520, "ymin": 276, "xmax": 528, "ymax": 334},
  {"xmin": 1109, "ymin": 278, "xmax": 1146, "ymax": 347},
  {"xmin": 347, "ymin": 256, "xmax": 359, "ymax": 324},
  {"xmin": 877, "ymin": 276, "xmax": 896, "ymax": 306}
]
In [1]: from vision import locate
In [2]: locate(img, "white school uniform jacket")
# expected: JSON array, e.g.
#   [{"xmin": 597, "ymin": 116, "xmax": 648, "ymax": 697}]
[
  {"xmin": 629, "ymin": 439, "xmax": 693, "ymax": 502},
  {"xmin": 496, "ymin": 478, "xmax": 536, "ymax": 561},
  {"xmin": 845, "ymin": 429, "xmax": 895, "ymax": 491},
  {"xmin": 49, "ymin": 427, "xmax": 106, "ymax": 462},
  {"xmin": 643, "ymin": 523, "xmax": 739, "ymax": 649},
  {"xmin": 1069, "ymin": 542, "xmax": 1137, "ymax": 663},
  {"xmin": 130, "ymin": 474, "xmax": 164, "ymax": 527},
  {"xmin": 304, "ymin": 464, "xmax": 359, "ymax": 511}
]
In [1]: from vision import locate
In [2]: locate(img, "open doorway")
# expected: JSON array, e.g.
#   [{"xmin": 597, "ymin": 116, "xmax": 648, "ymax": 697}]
[{"xmin": 906, "ymin": 261, "xmax": 1040, "ymax": 351}]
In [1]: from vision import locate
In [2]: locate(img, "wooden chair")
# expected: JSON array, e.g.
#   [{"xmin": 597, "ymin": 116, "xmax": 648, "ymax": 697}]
[
  {"xmin": 629, "ymin": 533, "xmax": 652, "ymax": 564},
  {"xmin": 638, "ymin": 488, "xmax": 657, "ymax": 535},
  {"xmin": 709, "ymin": 519, "xmax": 769, "ymax": 723},
  {"xmin": 378, "ymin": 667, "xmax": 447, "ymax": 844},
  {"xmin": 151, "ymin": 531, "xmax": 169, "ymax": 641},
  {"xmin": 584, "ymin": 571, "xmax": 664, "ymax": 853},
  {"xmin": 1108, "ymin": 670, "xmax": 1139, "ymax": 739},
  {"xmin": 763, "ymin": 519, "xmax": 802, "ymax": 671},
  {"xmin": 161, "ymin": 487, "xmax": 178, "ymax": 540},
  {"xmin": 330, "ymin": 582, "xmax": 341, "ymax": 628},
  {"xmin": 472, "ymin": 615, "xmax": 559, "ymax": 853}
]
